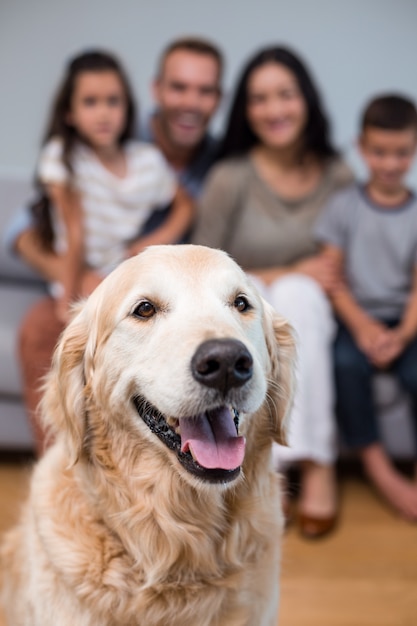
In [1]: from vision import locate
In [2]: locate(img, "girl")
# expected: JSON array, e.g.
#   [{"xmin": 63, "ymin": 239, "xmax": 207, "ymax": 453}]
[
  {"xmin": 192, "ymin": 46, "xmax": 353, "ymax": 538},
  {"xmin": 33, "ymin": 49, "xmax": 193, "ymax": 322}
]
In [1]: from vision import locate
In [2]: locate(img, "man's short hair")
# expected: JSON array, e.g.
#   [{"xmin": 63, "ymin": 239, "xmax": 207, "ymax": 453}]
[
  {"xmin": 156, "ymin": 36, "xmax": 224, "ymax": 81},
  {"xmin": 361, "ymin": 94, "xmax": 417, "ymax": 132}
]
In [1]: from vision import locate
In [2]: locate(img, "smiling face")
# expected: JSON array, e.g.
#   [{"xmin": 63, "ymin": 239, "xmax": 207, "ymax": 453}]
[
  {"xmin": 67, "ymin": 70, "xmax": 127, "ymax": 149},
  {"xmin": 152, "ymin": 50, "xmax": 221, "ymax": 150},
  {"xmin": 359, "ymin": 126, "xmax": 417, "ymax": 194},
  {"xmin": 46, "ymin": 245, "xmax": 294, "ymax": 487},
  {"xmin": 246, "ymin": 61, "xmax": 308, "ymax": 151}
]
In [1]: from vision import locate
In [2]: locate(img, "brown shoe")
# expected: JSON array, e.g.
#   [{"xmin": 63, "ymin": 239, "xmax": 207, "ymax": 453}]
[{"xmin": 298, "ymin": 512, "xmax": 337, "ymax": 540}]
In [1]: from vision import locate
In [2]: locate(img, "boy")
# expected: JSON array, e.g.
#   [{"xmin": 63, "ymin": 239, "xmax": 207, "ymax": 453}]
[{"xmin": 315, "ymin": 94, "xmax": 417, "ymax": 520}]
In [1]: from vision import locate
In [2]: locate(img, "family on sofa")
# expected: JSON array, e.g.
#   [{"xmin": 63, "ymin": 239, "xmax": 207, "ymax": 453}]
[{"xmin": 2, "ymin": 35, "xmax": 417, "ymax": 534}]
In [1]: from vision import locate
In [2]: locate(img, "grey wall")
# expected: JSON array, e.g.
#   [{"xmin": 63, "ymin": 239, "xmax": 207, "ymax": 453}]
[{"xmin": 1, "ymin": 0, "xmax": 417, "ymax": 185}]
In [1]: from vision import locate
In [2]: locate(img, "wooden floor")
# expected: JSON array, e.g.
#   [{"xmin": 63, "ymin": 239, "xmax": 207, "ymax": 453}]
[
  {"xmin": 0, "ymin": 457, "xmax": 416, "ymax": 625},
  {"xmin": 280, "ymin": 471, "xmax": 417, "ymax": 626}
]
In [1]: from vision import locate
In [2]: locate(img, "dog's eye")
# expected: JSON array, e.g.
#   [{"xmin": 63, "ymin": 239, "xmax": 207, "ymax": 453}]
[
  {"xmin": 133, "ymin": 301, "xmax": 156, "ymax": 319},
  {"xmin": 234, "ymin": 295, "xmax": 251, "ymax": 313}
]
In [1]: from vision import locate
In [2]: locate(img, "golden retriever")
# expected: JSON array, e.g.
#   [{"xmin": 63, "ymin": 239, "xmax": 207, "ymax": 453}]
[{"xmin": 1, "ymin": 244, "xmax": 294, "ymax": 626}]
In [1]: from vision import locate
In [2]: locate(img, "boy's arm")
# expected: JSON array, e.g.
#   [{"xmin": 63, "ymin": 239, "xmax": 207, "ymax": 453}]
[
  {"xmin": 321, "ymin": 244, "xmax": 366, "ymax": 329},
  {"xmin": 322, "ymin": 244, "xmax": 387, "ymax": 357},
  {"xmin": 396, "ymin": 266, "xmax": 417, "ymax": 343},
  {"xmin": 368, "ymin": 266, "xmax": 417, "ymax": 368},
  {"xmin": 126, "ymin": 186, "xmax": 194, "ymax": 255}
]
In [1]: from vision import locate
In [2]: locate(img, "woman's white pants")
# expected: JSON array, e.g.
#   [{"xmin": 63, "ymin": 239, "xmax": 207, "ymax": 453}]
[{"xmin": 250, "ymin": 274, "xmax": 337, "ymax": 468}]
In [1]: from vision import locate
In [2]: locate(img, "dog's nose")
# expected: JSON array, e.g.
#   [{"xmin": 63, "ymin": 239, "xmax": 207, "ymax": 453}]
[{"xmin": 191, "ymin": 339, "xmax": 253, "ymax": 394}]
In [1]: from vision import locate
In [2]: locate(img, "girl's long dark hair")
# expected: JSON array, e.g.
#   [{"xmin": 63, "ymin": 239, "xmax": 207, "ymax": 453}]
[
  {"xmin": 218, "ymin": 46, "xmax": 337, "ymax": 162},
  {"xmin": 32, "ymin": 50, "xmax": 137, "ymax": 249}
]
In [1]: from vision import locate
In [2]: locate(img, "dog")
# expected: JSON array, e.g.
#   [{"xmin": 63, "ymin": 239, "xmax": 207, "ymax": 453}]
[{"xmin": 1, "ymin": 244, "xmax": 294, "ymax": 626}]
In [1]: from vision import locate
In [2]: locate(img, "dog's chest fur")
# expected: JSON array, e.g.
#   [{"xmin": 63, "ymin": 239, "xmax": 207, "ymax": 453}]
[{"xmin": 2, "ymin": 443, "xmax": 281, "ymax": 626}]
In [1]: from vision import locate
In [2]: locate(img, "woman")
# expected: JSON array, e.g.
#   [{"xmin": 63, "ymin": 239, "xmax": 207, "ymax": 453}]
[{"xmin": 192, "ymin": 46, "xmax": 353, "ymax": 538}]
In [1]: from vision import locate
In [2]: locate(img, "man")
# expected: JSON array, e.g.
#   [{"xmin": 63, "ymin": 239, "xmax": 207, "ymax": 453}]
[
  {"xmin": 10, "ymin": 36, "xmax": 223, "ymax": 453},
  {"xmin": 149, "ymin": 37, "xmax": 222, "ymax": 198}
]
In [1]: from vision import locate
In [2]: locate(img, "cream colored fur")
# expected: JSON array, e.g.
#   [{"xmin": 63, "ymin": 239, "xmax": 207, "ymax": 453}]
[{"xmin": 1, "ymin": 245, "xmax": 295, "ymax": 626}]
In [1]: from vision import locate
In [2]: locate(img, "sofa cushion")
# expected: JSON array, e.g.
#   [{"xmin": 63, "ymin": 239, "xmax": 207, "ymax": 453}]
[
  {"xmin": 0, "ymin": 398, "xmax": 33, "ymax": 448},
  {"xmin": 374, "ymin": 373, "xmax": 415, "ymax": 459},
  {"xmin": 0, "ymin": 176, "xmax": 45, "ymax": 284},
  {"xmin": 0, "ymin": 283, "xmax": 46, "ymax": 397}
]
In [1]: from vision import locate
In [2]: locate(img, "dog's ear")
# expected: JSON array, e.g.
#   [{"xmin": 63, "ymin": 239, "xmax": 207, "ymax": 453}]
[
  {"xmin": 41, "ymin": 301, "xmax": 96, "ymax": 464},
  {"xmin": 262, "ymin": 298, "xmax": 296, "ymax": 446}
]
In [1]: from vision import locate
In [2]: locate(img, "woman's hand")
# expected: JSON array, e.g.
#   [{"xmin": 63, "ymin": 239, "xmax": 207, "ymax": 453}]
[
  {"xmin": 249, "ymin": 252, "xmax": 341, "ymax": 290},
  {"xmin": 293, "ymin": 254, "xmax": 341, "ymax": 294}
]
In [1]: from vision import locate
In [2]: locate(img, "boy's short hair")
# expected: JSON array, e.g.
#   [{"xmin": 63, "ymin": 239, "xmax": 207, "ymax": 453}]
[
  {"xmin": 361, "ymin": 94, "xmax": 417, "ymax": 132},
  {"xmin": 156, "ymin": 36, "xmax": 224, "ymax": 80}
]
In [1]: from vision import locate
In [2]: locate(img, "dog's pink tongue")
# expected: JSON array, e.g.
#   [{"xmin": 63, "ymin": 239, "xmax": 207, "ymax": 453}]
[{"xmin": 179, "ymin": 408, "xmax": 245, "ymax": 470}]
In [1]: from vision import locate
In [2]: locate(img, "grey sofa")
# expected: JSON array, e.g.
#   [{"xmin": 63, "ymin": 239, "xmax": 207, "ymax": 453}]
[
  {"xmin": 0, "ymin": 177, "xmax": 46, "ymax": 449},
  {"xmin": 0, "ymin": 176, "xmax": 415, "ymax": 457}
]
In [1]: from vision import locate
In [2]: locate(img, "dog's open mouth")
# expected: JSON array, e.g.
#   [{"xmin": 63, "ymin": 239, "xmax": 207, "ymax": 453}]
[{"xmin": 133, "ymin": 396, "xmax": 245, "ymax": 483}]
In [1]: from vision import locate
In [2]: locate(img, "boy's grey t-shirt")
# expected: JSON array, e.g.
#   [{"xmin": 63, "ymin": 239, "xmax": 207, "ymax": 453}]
[{"xmin": 315, "ymin": 183, "xmax": 417, "ymax": 319}]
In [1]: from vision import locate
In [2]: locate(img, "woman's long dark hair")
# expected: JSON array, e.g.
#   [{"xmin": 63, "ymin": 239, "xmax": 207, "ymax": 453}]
[
  {"xmin": 218, "ymin": 46, "xmax": 337, "ymax": 162},
  {"xmin": 32, "ymin": 50, "xmax": 137, "ymax": 249}
]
